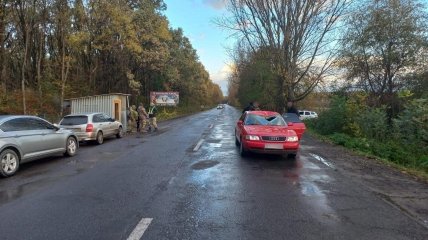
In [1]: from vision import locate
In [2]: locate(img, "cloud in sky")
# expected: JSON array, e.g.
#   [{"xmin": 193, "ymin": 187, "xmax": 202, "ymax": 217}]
[
  {"xmin": 202, "ymin": 0, "xmax": 227, "ymax": 10},
  {"xmin": 210, "ymin": 63, "xmax": 234, "ymax": 95}
]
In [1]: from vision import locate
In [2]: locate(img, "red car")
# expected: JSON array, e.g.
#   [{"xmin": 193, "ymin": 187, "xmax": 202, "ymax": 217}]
[{"xmin": 235, "ymin": 111, "xmax": 300, "ymax": 158}]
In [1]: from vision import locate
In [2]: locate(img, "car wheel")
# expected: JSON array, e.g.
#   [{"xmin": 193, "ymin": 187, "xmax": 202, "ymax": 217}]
[
  {"xmin": 0, "ymin": 149, "xmax": 20, "ymax": 177},
  {"xmin": 96, "ymin": 131, "xmax": 104, "ymax": 145},
  {"xmin": 116, "ymin": 127, "xmax": 123, "ymax": 138},
  {"xmin": 64, "ymin": 137, "xmax": 77, "ymax": 157},
  {"xmin": 239, "ymin": 138, "xmax": 247, "ymax": 157},
  {"xmin": 288, "ymin": 153, "xmax": 297, "ymax": 159}
]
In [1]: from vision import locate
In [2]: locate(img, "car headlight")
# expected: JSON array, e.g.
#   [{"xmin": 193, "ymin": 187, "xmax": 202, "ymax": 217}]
[
  {"xmin": 245, "ymin": 135, "xmax": 260, "ymax": 141},
  {"xmin": 286, "ymin": 136, "xmax": 298, "ymax": 142}
]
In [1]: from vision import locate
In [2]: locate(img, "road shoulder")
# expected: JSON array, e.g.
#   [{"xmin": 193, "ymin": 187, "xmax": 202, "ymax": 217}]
[{"xmin": 303, "ymin": 133, "xmax": 428, "ymax": 228}]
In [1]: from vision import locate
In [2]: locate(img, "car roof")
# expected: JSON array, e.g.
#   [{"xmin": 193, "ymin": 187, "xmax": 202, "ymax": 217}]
[
  {"xmin": 64, "ymin": 113, "xmax": 104, "ymax": 117},
  {"xmin": 0, "ymin": 115, "xmax": 46, "ymax": 124},
  {"xmin": 246, "ymin": 111, "xmax": 280, "ymax": 116}
]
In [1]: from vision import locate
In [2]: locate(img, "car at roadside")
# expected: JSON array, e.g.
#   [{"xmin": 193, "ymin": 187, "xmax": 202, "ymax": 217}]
[
  {"xmin": 217, "ymin": 104, "xmax": 224, "ymax": 109},
  {"xmin": 58, "ymin": 113, "xmax": 123, "ymax": 144},
  {"xmin": 0, "ymin": 115, "xmax": 78, "ymax": 177},
  {"xmin": 299, "ymin": 110, "xmax": 318, "ymax": 120},
  {"xmin": 235, "ymin": 111, "xmax": 300, "ymax": 158},
  {"xmin": 282, "ymin": 113, "xmax": 306, "ymax": 140}
]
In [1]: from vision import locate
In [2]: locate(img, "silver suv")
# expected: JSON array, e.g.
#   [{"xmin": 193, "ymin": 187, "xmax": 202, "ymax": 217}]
[
  {"xmin": 298, "ymin": 110, "xmax": 318, "ymax": 120},
  {"xmin": 59, "ymin": 113, "xmax": 123, "ymax": 144},
  {"xmin": 0, "ymin": 115, "xmax": 78, "ymax": 177}
]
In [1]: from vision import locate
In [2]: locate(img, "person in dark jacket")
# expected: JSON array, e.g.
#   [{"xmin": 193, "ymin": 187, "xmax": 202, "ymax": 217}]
[
  {"xmin": 286, "ymin": 101, "xmax": 300, "ymax": 116},
  {"xmin": 243, "ymin": 102, "xmax": 255, "ymax": 113}
]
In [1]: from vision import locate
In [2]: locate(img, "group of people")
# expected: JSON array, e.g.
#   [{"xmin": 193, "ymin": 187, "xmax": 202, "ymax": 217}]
[{"xmin": 128, "ymin": 100, "xmax": 158, "ymax": 134}]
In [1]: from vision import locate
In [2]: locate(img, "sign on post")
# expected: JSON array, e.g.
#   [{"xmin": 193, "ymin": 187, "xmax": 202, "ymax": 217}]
[{"xmin": 150, "ymin": 92, "xmax": 179, "ymax": 106}]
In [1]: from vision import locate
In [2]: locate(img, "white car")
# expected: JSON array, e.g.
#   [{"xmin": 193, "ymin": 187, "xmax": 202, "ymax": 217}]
[
  {"xmin": 59, "ymin": 113, "xmax": 123, "ymax": 144},
  {"xmin": 299, "ymin": 110, "xmax": 318, "ymax": 120}
]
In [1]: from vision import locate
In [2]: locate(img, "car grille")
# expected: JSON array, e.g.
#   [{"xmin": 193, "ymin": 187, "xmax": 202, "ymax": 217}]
[{"xmin": 261, "ymin": 136, "xmax": 286, "ymax": 142}]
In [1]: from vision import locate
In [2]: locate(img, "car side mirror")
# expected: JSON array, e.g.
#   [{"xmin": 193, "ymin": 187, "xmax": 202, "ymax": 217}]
[
  {"xmin": 287, "ymin": 122, "xmax": 294, "ymax": 126},
  {"xmin": 237, "ymin": 120, "xmax": 243, "ymax": 125},
  {"xmin": 110, "ymin": 118, "xmax": 115, "ymax": 122}
]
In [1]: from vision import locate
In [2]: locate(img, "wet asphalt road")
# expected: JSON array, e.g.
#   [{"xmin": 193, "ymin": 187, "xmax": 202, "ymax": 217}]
[{"xmin": 0, "ymin": 105, "xmax": 427, "ymax": 240}]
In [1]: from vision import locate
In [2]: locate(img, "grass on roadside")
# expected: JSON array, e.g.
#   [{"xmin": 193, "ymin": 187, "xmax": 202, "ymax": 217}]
[{"xmin": 306, "ymin": 127, "xmax": 428, "ymax": 181}]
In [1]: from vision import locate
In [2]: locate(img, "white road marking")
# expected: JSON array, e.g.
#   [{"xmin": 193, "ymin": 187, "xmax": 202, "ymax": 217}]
[
  {"xmin": 193, "ymin": 139, "xmax": 204, "ymax": 152},
  {"xmin": 127, "ymin": 218, "xmax": 153, "ymax": 240},
  {"xmin": 309, "ymin": 153, "xmax": 335, "ymax": 169}
]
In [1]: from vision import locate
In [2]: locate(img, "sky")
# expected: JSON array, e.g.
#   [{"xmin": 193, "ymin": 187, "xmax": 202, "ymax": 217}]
[{"xmin": 163, "ymin": 0, "xmax": 234, "ymax": 96}]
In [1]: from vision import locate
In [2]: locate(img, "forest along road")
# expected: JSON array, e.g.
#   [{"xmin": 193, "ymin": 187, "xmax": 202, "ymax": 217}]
[{"xmin": 0, "ymin": 105, "xmax": 427, "ymax": 240}]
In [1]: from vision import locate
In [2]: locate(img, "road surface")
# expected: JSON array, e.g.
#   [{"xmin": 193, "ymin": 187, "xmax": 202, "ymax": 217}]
[{"xmin": 0, "ymin": 105, "xmax": 427, "ymax": 239}]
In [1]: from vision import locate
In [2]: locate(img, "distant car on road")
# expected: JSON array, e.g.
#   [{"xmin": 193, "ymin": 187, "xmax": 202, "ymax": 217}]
[
  {"xmin": 59, "ymin": 113, "xmax": 123, "ymax": 144},
  {"xmin": 235, "ymin": 111, "xmax": 300, "ymax": 158},
  {"xmin": 299, "ymin": 110, "xmax": 318, "ymax": 120},
  {"xmin": 282, "ymin": 113, "xmax": 306, "ymax": 140},
  {"xmin": 217, "ymin": 104, "xmax": 224, "ymax": 109},
  {"xmin": 0, "ymin": 115, "xmax": 78, "ymax": 177}
]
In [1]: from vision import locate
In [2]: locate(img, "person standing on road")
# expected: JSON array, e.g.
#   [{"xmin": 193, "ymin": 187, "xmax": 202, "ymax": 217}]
[
  {"xmin": 148, "ymin": 100, "xmax": 158, "ymax": 132},
  {"xmin": 128, "ymin": 105, "xmax": 138, "ymax": 133},
  {"xmin": 137, "ymin": 102, "xmax": 149, "ymax": 133},
  {"xmin": 286, "ymin": 100, "xmax": 300, "ymax": 116},
  {"xmin": 243, "ymin": 102, "xmax": 255, "ymax": 113}
]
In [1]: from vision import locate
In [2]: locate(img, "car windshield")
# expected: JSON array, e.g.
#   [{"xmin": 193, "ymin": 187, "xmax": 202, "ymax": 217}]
[
  {"xmin": 244, "ymin": 114, "xmax": 286, "ymax": 126},
  {"xmin": 60, "ymin": 116, "xmax": 88, "ymax": 125}
]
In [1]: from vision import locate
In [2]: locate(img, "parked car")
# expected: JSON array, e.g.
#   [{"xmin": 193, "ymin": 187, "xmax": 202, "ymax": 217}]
[
  {"xmin": 235, "ymin": 111, "xmax": 300, "ymax": 158},
  {"xmin": 299, "ymin": 110, "xmax": 318, "ymax": 120},
  {"xmin": 217, "ymin": 104, "xmax": 224, "ymax": 109},
  {"xmin": 282, "ymin": 113, "xmax": 306, "ymax": 140},
  {"xmin": 0, "ymin": 115, "xmax": 78, "ymax": 177},
  {"xmin": 58, "ymin": 113, "xmax": 123, "ymax": 144}
]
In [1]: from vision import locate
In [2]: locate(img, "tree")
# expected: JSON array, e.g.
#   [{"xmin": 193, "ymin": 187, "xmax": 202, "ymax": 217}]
[
  {"xmin": 220, "ymin": 0, "xmax": 350, "ymax": 112},
  {"xmin": 339, "ymin": 0, "xmax": 428, "ymax": 121}
]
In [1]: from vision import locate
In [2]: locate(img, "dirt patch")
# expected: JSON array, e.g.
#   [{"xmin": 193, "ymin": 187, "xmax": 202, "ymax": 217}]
[{"xmin": 303, "ymin": 133, "xmax": 428, "ymax": 228}]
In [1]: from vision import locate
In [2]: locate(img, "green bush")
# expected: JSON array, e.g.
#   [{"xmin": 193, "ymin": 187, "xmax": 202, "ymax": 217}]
[
  {"xmin": 308, "ymin": 96, "xmax": 428, "ymax": 173},
  {"xmin": 313, "ymin": 96, "xmax": 347, "ymax": 135},
  {"xmin": 356, "ymin": 107, "xmax": 389, "ymax": 140},
  {"xmin": 393, "ymin": 98, "xmax": 428, "ymax": 150}
]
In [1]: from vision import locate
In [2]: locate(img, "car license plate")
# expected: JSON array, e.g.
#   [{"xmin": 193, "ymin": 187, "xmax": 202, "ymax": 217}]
[{"xmin": 265, "ymin": 143, "xmax": 283, "ymax": 150}]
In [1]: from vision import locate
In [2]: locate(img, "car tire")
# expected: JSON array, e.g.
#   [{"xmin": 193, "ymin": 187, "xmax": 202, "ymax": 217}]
[
  {"xmin": 96, "ymin": 131, "xmax": 104, "ymax": 145},
  {"xmin": 64, "ymin": 137, "xmax": 77, "ymax": 157},
  {"xmin": 0, "ymin": 149, "xmax": 20, "ymax": 177},
  {"xmin": 116, "ymin": 127, "xmax": 123, "ymax": 138},
  {"xmin": 235, "ymin": 131, "xmax": 240, "ymax": 146},
  {"xmin": 239, "ymin": 138, "xmax": 248, "ymax": 157},
  {"xmin": 288, "ymin": 153, "xmax": 297, "ymax": 159}
]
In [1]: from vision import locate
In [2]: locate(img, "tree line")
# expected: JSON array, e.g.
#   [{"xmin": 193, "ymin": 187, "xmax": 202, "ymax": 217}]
[
  {"xmin": 0, "ymin": 0, "xmax": 223, "ymax": 116},
  {"xmin": 224, "ymin": 0, "xmax": 427, "ymax": 119}
]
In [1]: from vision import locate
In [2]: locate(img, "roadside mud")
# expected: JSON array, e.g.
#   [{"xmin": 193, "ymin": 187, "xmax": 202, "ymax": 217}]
[{"xmin": 303, "ymin": 134, "xmax": 428, "ymax": 228}]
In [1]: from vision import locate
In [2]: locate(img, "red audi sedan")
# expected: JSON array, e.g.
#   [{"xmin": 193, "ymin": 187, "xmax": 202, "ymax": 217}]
[{"xmin": 235, "ymin": 111, "xmax": 300, "ymax": 158}]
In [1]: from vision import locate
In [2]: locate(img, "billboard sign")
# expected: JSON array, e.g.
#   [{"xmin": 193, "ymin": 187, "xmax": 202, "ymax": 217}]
[{"xmin": 150, "ymin": 92, "xmax": 179, "ymax": 106}]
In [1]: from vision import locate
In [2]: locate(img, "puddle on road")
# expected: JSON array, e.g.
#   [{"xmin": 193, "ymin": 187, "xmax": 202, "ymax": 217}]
[
  {"xmin": 309, "ymin": 153, "xmax": 335, "ymax": 169},
  {"xmin": 191, "ymin": 160, "xmax": 220, "ymax": 170}
]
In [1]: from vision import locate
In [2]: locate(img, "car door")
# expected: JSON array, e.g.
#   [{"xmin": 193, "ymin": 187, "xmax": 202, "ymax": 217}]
[
  {"xmin": 33, "ymin": 118, "xmax": 65, "ymax": 153},
  {"xmin": 102, "ymin": 114, "xmax": 115, "ymax": 136},
  {"xmin": 236, "ymin": 113, "xmax": 246, "ymax": 141},
  {"xmin": 92, "ymin": 114, "xmax": 104, "ymax": 135},
  {"xmin": 1, "ymin": 118, "xmax": 47, "ymax": 162}
]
